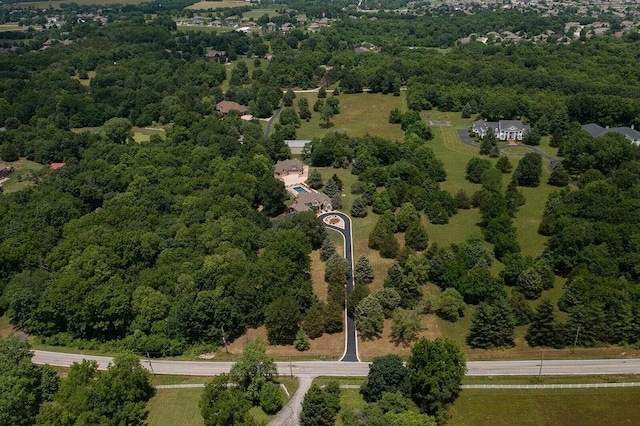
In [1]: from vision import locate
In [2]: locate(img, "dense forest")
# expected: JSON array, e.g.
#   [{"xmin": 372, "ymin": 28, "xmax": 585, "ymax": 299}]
[{"xmin": 1, "ymin": 0, "xmax": 640, "ymax": 358}]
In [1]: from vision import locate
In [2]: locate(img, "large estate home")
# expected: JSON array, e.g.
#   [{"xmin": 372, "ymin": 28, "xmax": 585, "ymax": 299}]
[
  {"xmin": 288, "ymin": 192, "xmax": 332, "ymax": 213},
  {"xmin": 215, "ymin": 100, "xmax": 248, "ymax": 115},
  {"xmin": 581, "ymin": 123, "xmax": 640, "ymax": 146},
  {"xmin": 473, "ymin": 119, "xmax": 530, "ymax": 141},
  {"xmin": 273, "ymin": 159, "xmax": 305, "ymax": 177}
]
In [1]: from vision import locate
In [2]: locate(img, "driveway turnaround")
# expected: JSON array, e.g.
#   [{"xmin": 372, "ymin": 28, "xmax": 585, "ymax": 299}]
[{"xmin": 319, "ymin": 211, "xmax": 359, "ymax": 362}]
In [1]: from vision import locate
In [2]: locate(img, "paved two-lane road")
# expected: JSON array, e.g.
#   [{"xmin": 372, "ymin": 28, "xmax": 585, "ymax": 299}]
[{"xmin": 32, "ymin": 350, "xmax": 640, "ymax": 376}]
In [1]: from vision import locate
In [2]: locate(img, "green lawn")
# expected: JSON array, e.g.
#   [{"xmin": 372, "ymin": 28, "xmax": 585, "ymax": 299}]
[
  {"xmin": 334, "ymin": 385, "xmax": 640, "ymax": 426},
  {"xmin": 147, "ymin": 388, "xmax": 204, "ymax": 426},
  {"xmin": 448, "ymin": 388, "xmax": 640, "ymax": 426},
  {"xmin": 146, "ymin": 377, "xmax": 297, "ymax": 426},
  {"xmin": 243, "ymin": 7, "xmax": 282, "ymax": 20},
  {"xmin": 294, "ymin": 92, "xmax": 407, "ymax": 141}
]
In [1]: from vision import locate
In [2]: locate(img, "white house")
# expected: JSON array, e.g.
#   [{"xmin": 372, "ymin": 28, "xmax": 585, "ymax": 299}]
[{"xmin": 472, "ymin": 119, "xmax": 530, "ymax": 141}]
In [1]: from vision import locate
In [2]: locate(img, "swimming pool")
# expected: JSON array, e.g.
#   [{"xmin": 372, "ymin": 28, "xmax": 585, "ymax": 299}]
[{"xmin": 293, "ymin": 186, "xmax": 309, "ymax": 194}]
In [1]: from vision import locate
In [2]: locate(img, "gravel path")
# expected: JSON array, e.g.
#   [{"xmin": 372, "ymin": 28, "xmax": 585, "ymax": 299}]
[{"xmin": 268, "ymin": 375, "xmax": 315, "ymax": 426}]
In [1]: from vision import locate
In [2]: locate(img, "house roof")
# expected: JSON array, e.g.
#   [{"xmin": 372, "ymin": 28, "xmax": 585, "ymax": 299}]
[
  {"xmin": 290, "ymin": 192, "xmax": 331, "ymax": 212},
  {"xmin": 0, "ymin": 162, "xmax": 9, "ymax": 171},
  {"xmin": 499, "ymin": 120, "xmax": 528, "ymax": 132},
  {"xmin": 581, "ymin": 123, "xmax": 607, "ymax": 138},
  {"xmin": 216, "ymin": 101, "xmax": 248, "ymax": 115},
  {"xmin": 581, "ymin": 123, "xmax": 640, "ymax": 140},
  {"xmin": 206, "ymin": 50, "xmax": 226, "ymax": 58},
  {"xmin": 50, "ymin": 162, "xmax": 65, "ymax": 170},
  {"xmin": 273, "ymin": 159, "xmax": 304, "ymax": 175}
]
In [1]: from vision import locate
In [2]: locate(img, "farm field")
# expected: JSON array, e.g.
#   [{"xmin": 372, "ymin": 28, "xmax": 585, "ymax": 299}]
[
  {"xmin": 7, "ymin": 0, "xmax": 147, "ymax": 8},
  {"xmin": 187, "ymin": 1, "xmax": 253, "ymax": 10},
  {"xmin": 448, "ymin": 387, "xmax": 640, "ymax": 426},
  {"xmin": 334, "ymin": 386, "xmax": 640, "ymax": 426}
]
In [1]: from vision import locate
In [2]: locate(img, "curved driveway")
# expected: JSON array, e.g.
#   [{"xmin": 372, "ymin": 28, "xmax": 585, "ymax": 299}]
[
  {"xmin": 455, "ymin": 129, "xmax": 561, "ymax": 171},
  {"xmin": 319, "ymin": 211, "xmax": 359, "ymax": 362}
]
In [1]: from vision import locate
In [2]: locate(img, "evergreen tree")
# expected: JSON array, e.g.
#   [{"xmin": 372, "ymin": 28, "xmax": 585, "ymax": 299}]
[
  {"xmin": 351, "ymin": 197, "xmax": 368, "ymax": 218},
  {"xmin": 379, "ymin": 210, "xmax": 399, "ymax": 233},
  {"xmin": 323, "ymin": 302, "xmax": 344, "ymax": 334},
  {"xmin": 354, "ymin": 255, "xmax": 375, "ymax": 286},
  {"xmin": 355, "ymin": 294, "xmax": 385, "ymax": 340},
  {"xmin": 513, "ymin": 153, "xmax": 543, "ymax": 187},
  {"xmin": 454, "ymin": 189, "xmax": 472, "ymax": 209},
  {"xmin": 331, "ymin": 193, "xmax": 342, "ymax": 210},
  {"xmin": 330, "ymin": 173, "xmax": 343, "ymax": 190},
  {"xmin": 391, "ymin": 309, "xmax": 421, "ymax": 346},
  {"xmin": 368, "ymin": 221, "xmax": 389, "ymax": 250},
  {"xmin": 294, "ymin": 329, "xmax": 310, "ymax": 351},
  {"xmin": 306, "ymin": 169, "xmax": 324, "ymax": 189},
  {"xmin": 320, "ymin": 237, "xmax": 336, "ymax": 261},
  {"xmin": 323, "ymin": 178, "xmax": 340, "ymax": 199},
  {"xmin": 548, "ymin": 164, "xmax": 570, "ymax": 187},
  {"xmin": 508, "ymin": 291, "xmax": 534, "ymax": 326},
  {"xmin": 479, "ymin": 128, "xmax": 497, "ymax": 155},
  {"xmin": 373, "ymin": 287, "xmax": 402, "ymax": 318},
  {"xmin": 496, "ymin": 155, "xmax": 512, "ymax": 173},
  {"xmin": 405, "ymin": 221, "xmax": 429, "ymax": 251},
  {"xmin": 396, "ymin": 202, "xmax": 420, "ymax": 232},
  {"xmin": 300, "ymin": 384, "xmax": 336, "ymax": 426},
  {"xmin": 467, "ymin": 300, "xmax": 516, "ymax": 349},
  {"xmin": 437, "ymin": 288, "xmax": 466, "ymax": 322},
  {"xmin": 526, "ymin": 299, "xmax": 561, "ymax": 347},
  {"xmin": 283, "ymin": 89, "xmax": 296, "ymax": 107},
  {"xmin": 379, "ymin": 233, "xmax": 399, "ymax": 259},
  {"xmin": 303, "ymin": 302, "xmax": 326, "ymax": 338},
  {"xmin": 522, "ymin": 127, "xmax": 541, "ymax": 146},
  {"xmin": 348, "ymin": 284, "xmax": 370, "ymax": 317},
  {"xmin": 318, "ymin": 86, "xmax": 327, "ymax": 98},
  {"xmin": 298, "ymin": 98, "xmax": 311, "ymax": 120}
]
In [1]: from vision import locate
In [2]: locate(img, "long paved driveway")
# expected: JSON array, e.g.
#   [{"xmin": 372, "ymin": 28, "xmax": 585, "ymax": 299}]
[
  {"xmin": 32, "ymin": 351, "xmax": 640, "ymax": 376},
  {"xmin": 319, "ymin": 211, "xmax": 359, "ymax": 362}
]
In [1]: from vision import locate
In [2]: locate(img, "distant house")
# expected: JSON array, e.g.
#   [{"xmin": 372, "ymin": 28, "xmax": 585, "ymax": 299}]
[
  {"xmin": 0, "ymin": 162, "xmax": 13, "ymax": 178},
  {"xmin": 273, "ymin": 159, "xmax": 304, "ymax": 177},
  {"xmin": 216, "ymin": 101, "xmax": 248, "ymax": 115},
  {"xmin": 581, "ymin": 123, "xmax": 640, "ymax": 146},
  {"xmin": 318, "ymin": 17, "xmax": 330, "ymax": 27},
  {"xmin": 266, "ymin": 22, "xmax": 277, "ymax": 31},
  {"xmin": 289, "ymin": 192, "xmax": 332, "ymax": 213},
  {"xmin": 472, "ymin": 119, "xmax": 530, "ymax": 141},
  {"xmin": 50, "ymin": 162, "xmax": 65, "ymax": 170},
  {"xmin": 205, "ymin": 49, "xmax": 227, "ymax": 63},
  {"xmin": 281, "ymin": 23, "xmax": 295, "ymax": 33}
]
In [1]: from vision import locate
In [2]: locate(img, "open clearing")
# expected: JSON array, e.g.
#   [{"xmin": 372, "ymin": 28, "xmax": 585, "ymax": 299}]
[
  {"xmin": 7, "ymin": 0, "xmax": 147, "ymax": 8},
  {"xmin": 0, "ymin": 158, "xmax": 46, "ymax": 193},
  {"xmin": 449, "ymin": 387, "xmax": 640, "ymax": 426},
  {"xmin": 188, "ymin": 1, "xmax": 252, "ymax": 10},
  {"xmin": 337, "ymin": 386, "xmax": 640, "ymax": 426},
  {"xmin": 295, "ymin": 92, "xmax": 407, "ymax": 141}
]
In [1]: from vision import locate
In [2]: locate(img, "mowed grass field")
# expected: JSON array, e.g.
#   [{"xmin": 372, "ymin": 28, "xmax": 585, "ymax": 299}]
[
  {"xmin": 147, "ymin": 388, "xmax": 204, "ymax": 426},
  {"xmin": 294, "ymin": 92, "xmax": 407, "ymax": 141},
  {"xmin": 7, "ymin": 0, "xmax": 147, "ymax": 8},
  {"xmin": 335, "ymin": 386, "xmax": 640, "ymax": 426},
  {"xmin": 187, "ymin": 0, "xmax": 253, "ymax": 10},
  {"xmin": 448, "ymin": 388, "xmax": 640, "ymax": 426}
]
